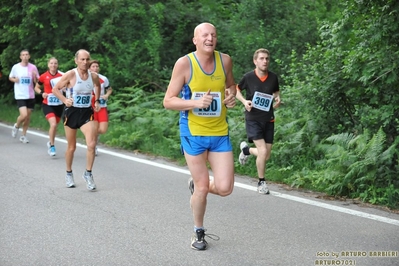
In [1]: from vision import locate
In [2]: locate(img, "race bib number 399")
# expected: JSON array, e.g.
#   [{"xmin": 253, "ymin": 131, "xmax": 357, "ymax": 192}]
[
  {"xmin": 192, "ymin": 91, "xmax": 222, "ymax": 117},
  {"xmin": 252, "ymin": 91, "xmax": 273, "ymax": 112}
]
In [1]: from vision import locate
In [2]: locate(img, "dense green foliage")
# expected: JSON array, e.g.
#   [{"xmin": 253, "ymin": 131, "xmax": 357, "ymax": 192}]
[
  {"xmin": 1, "ymin": 0, "xmax": 397, "ymax": 208},
  {"xmin": 279, "ymin": 0, "xmax": 399, "ymax": 207}
]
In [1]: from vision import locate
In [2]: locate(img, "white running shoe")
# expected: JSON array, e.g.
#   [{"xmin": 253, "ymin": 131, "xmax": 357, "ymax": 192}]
[
  {"xmin": 11, "ymin": 124, "xmax": 19, "ymax": 138},
  {"xmin": 83, "ymin": 172, "xmax": 96, "ymax": 191},
  {"xmin": 47, "ymin": 142, "xmax": 56, "ymax": 156},
  {"xmin": 49, "ymin": 146, "xmax": 56, "ymax": 156},
  {"xmin": 257, "ymin": 181, "xmax": 270, "ymax": 194},
  {"xmin": 238, "ymin": 141, "xmax": 249, "ymax": 165},
  {"xmin": 65, "ymin": 173, "xmax": 75, "ymax": 188},
  {"xmin": 19, "ymin": 135, "xmax": 29, "ymax": 143}
]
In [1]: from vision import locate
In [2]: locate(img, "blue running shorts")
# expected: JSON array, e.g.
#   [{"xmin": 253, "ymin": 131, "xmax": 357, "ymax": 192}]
[{"xmin": 180, "ymin": 135, "xmax": 232, "ymax": 156}]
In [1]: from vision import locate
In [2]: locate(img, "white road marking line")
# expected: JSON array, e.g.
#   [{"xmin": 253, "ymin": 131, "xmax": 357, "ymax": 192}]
[
  {"xmin": 235, "ymin": 182, "xmax": 399, "ymax": 226},
  {"xmin": 3, "ymin": 123, "xmax": 399, "ymax": 226}
]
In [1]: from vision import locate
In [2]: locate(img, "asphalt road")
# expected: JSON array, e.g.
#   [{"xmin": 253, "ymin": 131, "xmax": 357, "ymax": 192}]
[{"xmin": 0, "ymin": 122, "xmax": 398, "ymax": 266}]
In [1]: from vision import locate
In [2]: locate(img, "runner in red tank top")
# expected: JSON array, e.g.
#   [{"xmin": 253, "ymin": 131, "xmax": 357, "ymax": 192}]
[
  {"xmin": 89, "ymin": 60, "xmax": 113, "ymax": 156},
  {"xmin": 34, "ymin": 57, "xmax": 64, "ymax": 156}
]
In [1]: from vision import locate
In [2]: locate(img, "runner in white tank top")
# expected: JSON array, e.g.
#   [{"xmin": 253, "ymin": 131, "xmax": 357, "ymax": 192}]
[
  {"xmin": 51, "ymin": 49, "xmax": 101, "ymax": 191},
  {"xmin": 65, "ymin": 68, "xmax": 94, "ymax": 108}
]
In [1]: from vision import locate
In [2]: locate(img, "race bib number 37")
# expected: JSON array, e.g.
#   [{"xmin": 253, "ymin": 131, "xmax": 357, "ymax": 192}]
[
  {"xmin": 252, "ymin": 91, "xmax": 273, "ymax": 112},
  {"xmin": 192, "ymin": 91, "xmax": 222, "ymax": 117}
]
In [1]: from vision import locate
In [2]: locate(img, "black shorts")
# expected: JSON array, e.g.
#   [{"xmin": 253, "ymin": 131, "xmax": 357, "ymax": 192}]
[
  {"xmin": 16, "ymin": 99, "xmax": 35, "ymax": 109},
  {"xmin": 245, "ymin": 119, "xmax": 275, "ymax": 144},
  {"xmin": 42, "ymin": 103, "xmax": 64, "ymax": 118},
  {"xmin": 63, "ymin": 106, "xmax": 94, "ymax": 129}
]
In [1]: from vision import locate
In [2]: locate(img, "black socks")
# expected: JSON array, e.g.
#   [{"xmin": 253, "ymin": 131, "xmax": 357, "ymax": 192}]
[{"xmin": 243, "ymin": 146, "xmax": 250, "ymax": 156}]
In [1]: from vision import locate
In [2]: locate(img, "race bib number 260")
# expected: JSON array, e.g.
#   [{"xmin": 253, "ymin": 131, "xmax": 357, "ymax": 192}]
[{"xmin": 192, "ymin": 91, "xmax": 222, "ymax": 117}]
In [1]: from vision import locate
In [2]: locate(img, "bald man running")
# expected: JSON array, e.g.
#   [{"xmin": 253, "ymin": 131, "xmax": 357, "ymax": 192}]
[
  {"xmin": 52, "ymin": 49, "xmax": 101, "ymax": 191},
  {"xmin": 163, "ymin": 23, "xmax": 237, "ymax": 250}
]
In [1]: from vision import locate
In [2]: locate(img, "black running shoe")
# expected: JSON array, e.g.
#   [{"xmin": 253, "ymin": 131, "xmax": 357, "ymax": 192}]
[
  {"xmin": 190, "ymin": 229, "xmax": 220, "ymax": 251},
  {"xmin": 188, "ymin": 177, "xmax": 194, "ymax": 195},
  {"xmin": 191, "ymin": 229, "xmax": 207, "ymax": 250}
]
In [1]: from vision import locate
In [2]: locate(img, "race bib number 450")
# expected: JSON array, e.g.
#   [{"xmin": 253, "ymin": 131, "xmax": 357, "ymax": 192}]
[
  {"xmin": 252, "ymin": 91, "xmax": 273, "ymax": 112},
  {"xmin": 192, "ymin": 91, "xmax": 222, "ymax": 117}
]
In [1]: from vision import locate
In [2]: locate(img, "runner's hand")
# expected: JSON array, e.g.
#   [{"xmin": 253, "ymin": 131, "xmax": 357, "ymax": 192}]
[
  {"xmin": 223, "ymin": 89, "xmax": 236, "ymax": 108},
  {"xmin": 244, "ymin": 100, "xmax": 252, "ymax": 112},
  {"xmin": 197, "ymin": 89, "xmax": 213, "ymax": 109}
]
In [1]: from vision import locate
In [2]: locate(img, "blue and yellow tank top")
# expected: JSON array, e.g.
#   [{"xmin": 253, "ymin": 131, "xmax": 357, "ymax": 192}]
[{"xmin": 180, "ymin": 51, "xmax": 228, "ymax": 136}]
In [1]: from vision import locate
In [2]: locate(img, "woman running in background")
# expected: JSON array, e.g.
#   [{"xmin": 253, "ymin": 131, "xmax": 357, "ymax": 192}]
[{"xmin": 34, "ymin": 57, "xmax": 64, "ymax": 156}]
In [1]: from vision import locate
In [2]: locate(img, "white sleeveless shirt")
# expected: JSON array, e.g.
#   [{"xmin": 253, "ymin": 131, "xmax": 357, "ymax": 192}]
[{"xmin": 66, "ymin": 69, "xmax": 94, "ymax": 108}]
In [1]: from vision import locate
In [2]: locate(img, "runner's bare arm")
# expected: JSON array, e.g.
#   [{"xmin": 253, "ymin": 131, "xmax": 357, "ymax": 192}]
[
  {"xmin": 222, "ymin": 53, "xmax": 236, "ymax": 108},
  {"xmin": 52, "ymin": 70, "xmax": 74, "ymax": 104},
  {"xmin": 163, "ymin": 57, "xmax": 206, "ymax": 111}
]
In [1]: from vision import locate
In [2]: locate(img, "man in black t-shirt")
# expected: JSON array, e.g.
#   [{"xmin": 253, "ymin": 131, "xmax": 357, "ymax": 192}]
[{"xmin": 236, "ymin": 48, "xmax": 281, "ymax": 194}]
